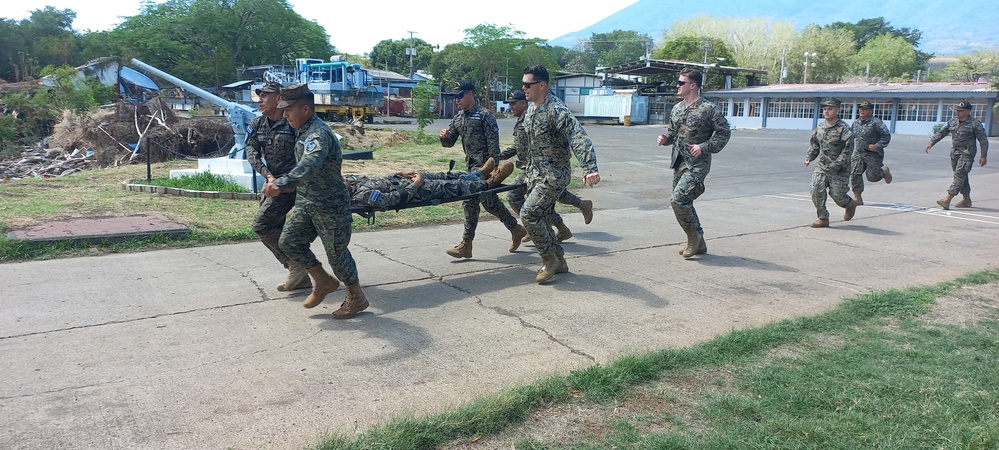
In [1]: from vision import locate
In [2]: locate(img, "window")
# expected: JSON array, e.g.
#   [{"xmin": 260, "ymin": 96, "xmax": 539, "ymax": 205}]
[
  {"xmin": 733, "ymin": 101, "xmax": 745, "ymax": 117},
  {"xmin": 767, "ymin": 98, "xmax": 815, "ymax": 119},
  {"xmin": 871, "ymin": 102, "xmax": 893, "ymax": 121},
  {"xmin": 838, "ymin": 103, "xmax": 855, "ymax": 120},
  {"xmin": 748, "ymin": 100, "xmax": 761, "ymax": 117},
  {"xmin": 898, "ymin": 99, "xmax": 936, "ymax": 122}
]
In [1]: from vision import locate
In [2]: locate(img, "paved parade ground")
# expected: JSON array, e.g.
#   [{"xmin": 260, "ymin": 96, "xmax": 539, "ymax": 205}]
[{"xmin": 2, "ymin": 120, "xmax": 997, "ymax": 449}]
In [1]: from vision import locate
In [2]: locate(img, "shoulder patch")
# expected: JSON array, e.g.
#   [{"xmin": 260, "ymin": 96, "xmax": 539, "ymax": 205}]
[
  {"xmin": 485, "ymin": 115, "xmax": 499, "ymax": 133},
  {"xmin": 304, "ymin": 137, "xmax": 320, "ymax": 154},
  {"xmin": 246, "ymin": 125, "xmax": 253, "ymax": 134}
]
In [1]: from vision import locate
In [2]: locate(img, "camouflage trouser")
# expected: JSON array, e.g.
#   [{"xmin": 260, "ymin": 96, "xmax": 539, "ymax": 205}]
[
  {"xmin": 279, "ymin": 201, "xmax": 359, "ymax": 285},
  {"xmin": 508, "ymin": 183, "xmax": 579, "ymax": 227},
  {"xmin": 671, "ymin": 168, "xmax": 706, "ymax": 234},
  {"xmin": 521, "ymin": 182, "xmax": 565, "ymax": 258},
  {"xmin": 253, "ymin": 191, "xmax": 296, "ymax": 267},
  {"xmin": 850, "ymin": 151, "xmax": 885, "ymax": 193},
  {"xmin": 811, "ymin": 169, "xmax": 852, "ymax": 220},
  {"xmin": 462, "ymin": 192, "xmax": 519, "ymax": 240},
  {"xmin": 947, "ymin": 151, "xmax": 975, "ymax": 196}
]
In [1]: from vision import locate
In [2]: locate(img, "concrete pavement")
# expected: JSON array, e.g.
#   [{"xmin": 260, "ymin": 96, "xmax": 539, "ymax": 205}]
[{"xmin": 1, "ymin": 122, "xmax": 997, "ymax": 449}]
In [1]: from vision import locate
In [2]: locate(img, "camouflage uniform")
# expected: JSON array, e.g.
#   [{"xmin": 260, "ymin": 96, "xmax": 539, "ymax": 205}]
[
  {"xmin": 246, "ymin": 113, "xmax": 299, "ymax": 267},
  {"xmin": 661, "ymin": 97, "xmax": 731, "ymax": 237},
  {"xmin": 274, "ymin": 114, "xmax": 358, "ymax": 285},
  {"xmin": 440, "ymin": 103, "xmax": 519, "ymax": 239},
  {"xmin": 346, "ymin": 171, "xmax": 490, "ymax": 208},
  {"xmin": 928, "ymin": 117, "xmax": 989, "ymax": 196},
  {"xmin": 501, "ymin": 114, "xmax": 581, "ymax": 224},
  {"xmin": 806, "ymin": 119, "xmax": 855, "ymax": 220},
  {"xmin": 849, "ymin": 116, "xmax": 891, "ymax": 193},
  {"xmin": 521, "ymin": 93, "xmax": 599, "ymax": 258}
]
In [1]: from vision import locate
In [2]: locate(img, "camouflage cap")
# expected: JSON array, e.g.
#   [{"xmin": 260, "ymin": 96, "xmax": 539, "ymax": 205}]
[
  {"xmin": 503, "ymin": 90, "xmax": 527, "ymax": 103},
  {"xmin": 858, "ymin": 100, "xmax": 873, "ymax": 109},
  {"xmin": 820, "ymin": 98, "xmax": 841, "ymax": 107},
  {"xmin": 277, "ymin": 83, "xmax": 313, "ymax": 108},
  {"xmin": 254, "ymin": 81, "xmax": 283, "ymax": 95},
  {"xmin": 450, "ymin": 80, "xmax": 475, "ymax": 93},
  {"xmin": 953, "ymin": 100, "xmax": 973, "ymax": 111}
]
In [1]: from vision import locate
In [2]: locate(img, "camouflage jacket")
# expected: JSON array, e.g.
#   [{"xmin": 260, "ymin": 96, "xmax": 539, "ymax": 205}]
[
  {"xmin": 273, "ymin": 114, "xmax": 350, "ymax": 206},
  {"xmin": 245, "ymin": 114, "xmax": 297, "ymax": 179},
  {"xmin": 440, "ymin": 103, "xmax": 500, "ymax": 170},
  {"xmin": 498, "ymin": 115, "xmax": 527, "ymax": 169},
  {"xmin": 929, "ymin": 117, "xmax": 989, "ymax": 157},
  {"xmin": 522, "ymin": 93, "xmax": 599, "ymax": 189},
  {"xmin": 661, "ymin": 97, "xmax": 731, "ymax": 180},
  {"xmin": 850, "ymin": 116, "xmax": 891, "ymax": 157},
  {"xmin": 806, "ymin": 119, "xmax": 854, "ymax": 173}
]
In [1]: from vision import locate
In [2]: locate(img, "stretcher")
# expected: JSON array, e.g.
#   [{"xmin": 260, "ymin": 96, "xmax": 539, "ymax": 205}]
[{"xmin": 350, "ymin": 182, "xmax": 523, "ymax": 224}]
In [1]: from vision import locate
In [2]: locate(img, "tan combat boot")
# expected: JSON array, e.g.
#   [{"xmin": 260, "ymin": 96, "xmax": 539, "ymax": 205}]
[
  {"xmin": 509, "ymin": 225, "xmax": 528, "ymax": 252},
  {"xmin": 843, "ymin": 199, "xmax": 858, "ymax": 221},
  {"xmin": 478, "ymin": 157, "xmax": 496, "ymax": 175},
  {"xmin": 811, "ymin": 218, "xmax": 830, "ymax": 228},
  {"xmin": 277, "ymin": 261, "xmax": 312, "ymax": 291},
  {"xmin": 681, "ymin": 228, "xmax": 706, "ymax": 258},
  {"xmin": 555, "ymin": 222, "xmax": 573, "ymax": 243},
  {"xmin": 487, "ymin": 161, "xmax": 515, "ymax": 187},
  {"xmin": 853, "ymin": 191, "xmax": 864, "ymax": 206},
  {"xmin": 446, "ymin": 239, "xmax": 473, "ymax": 258},
  {"xmin": 955, "ymin": 193, "xmax": 972, "ymax": 208},
  {"xmin": 578, "ymin": 199, "xmax": 594, "ymax": 224},
  {"xmin": 936, "ymin": 193, "xmax": 955, "ymax": 210},
  {"xmin": 535, "ymin": 253, "xmax": 569, "ymax": 283},
  {"xmin": 882, "ymin": 166, "xmax": 892, "ymax": 184},
  {"xmin": 303, "ymin": 263, "xmax": 340, "ymax": 308},
  {"xmin": 333, "ymin": 283, "xmax": 369, "ymax": 319}
]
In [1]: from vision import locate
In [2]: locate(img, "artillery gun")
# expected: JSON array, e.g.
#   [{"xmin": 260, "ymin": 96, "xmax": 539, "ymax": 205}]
[{"xmin": 131, "ymin": 58, "xmax": 255, "ymax": 159}]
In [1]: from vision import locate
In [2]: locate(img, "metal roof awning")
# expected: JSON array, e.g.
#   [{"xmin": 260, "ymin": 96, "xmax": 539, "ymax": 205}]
[
  {"xmin": 706, "ymin": 82, "xmax": 998, "ymax": 99},
  {"xmin": 597, "ymin": 59, "xmax": 769, "ymax": 78}
]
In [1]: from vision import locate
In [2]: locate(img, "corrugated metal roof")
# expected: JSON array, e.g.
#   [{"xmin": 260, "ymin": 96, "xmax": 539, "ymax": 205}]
[
  {"xmin": 367, "ymin": 69, "xmax": 411, "ymax": 82},
  {"xmin": 708, "ymin": 82, "xmax": 997, "ymax": 98}
]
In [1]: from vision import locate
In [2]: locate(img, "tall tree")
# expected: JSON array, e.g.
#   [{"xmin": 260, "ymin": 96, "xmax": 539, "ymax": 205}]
[
  {"xmin": 111, "ymin": 0, "xmax": 334, "ymax": 87},
  {"xmin": 653, "ymin": 36, "xmax": 735, "ymax": 89},
  {"xmin": 666, "ymin": 14, "xmax": 797, "ymax": 83},
  {"xmin": 369, "ymin": 38, "xmax": 434, "ymax": 75},
  {"xmin": 573, "ymin": 30, "xmax": 652, "ymax": 72},
  {"xmin": 850, "ymin": 33, "xmax": 917, "ymax": 81},
  {"xmin": 0, "ymin": 7, "xmax": 80, "ymax": 81},
  {"xmin": 941, "ymin": 49, "xmax": 999, "ymax": 82},
  {"xmin": 826, "ymin": 17, "xmax": 931, "ymax": 72},
  {"xmin": 786, "ymin": 24, "xmax": 857, "ymax": 84}
]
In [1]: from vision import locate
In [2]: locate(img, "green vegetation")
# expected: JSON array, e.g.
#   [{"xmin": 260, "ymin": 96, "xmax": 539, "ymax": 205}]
[
  {"xmin": 309, "ymin": 271, "xmax": 999, "ymax": 449},
  {"xmin": 142, "ymin": 171, "xmax": 249, "ymax": 193}
]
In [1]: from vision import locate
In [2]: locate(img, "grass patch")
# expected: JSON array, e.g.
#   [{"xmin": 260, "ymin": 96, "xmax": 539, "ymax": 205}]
[
  {"xmin": 141, "ymin": 170, "xmax": 250, "ymax": 193},
  {"xmin": 309, "ymin": 270, "xmax": 999, "ymax": 450}
]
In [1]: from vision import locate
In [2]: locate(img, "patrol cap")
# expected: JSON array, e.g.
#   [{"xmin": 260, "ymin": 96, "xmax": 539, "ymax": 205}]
[
  {"xmin": 276, "ymin": 83, "xmax": 313, "ymax": 108},
  {"xmin": 858, "ymin": 100, "xmax": 873, "ymax": 109},
  {"xmin": 953, "ymin": 101, "xmax": 973, "ymax": 111},
  {"xmin": 820, "ymin": 98, "xmax": 841, "ymax": 107},
  {"xmin": 254, "ymin": 81, "xmax": 283, "ymax": 95},
  {"xmin": 450, "ymin": 80, "xmax": 475, "ymax": 93},
  {"xmin": 503, "ymin": 90, "xmax": 527, "ymax": 103}
]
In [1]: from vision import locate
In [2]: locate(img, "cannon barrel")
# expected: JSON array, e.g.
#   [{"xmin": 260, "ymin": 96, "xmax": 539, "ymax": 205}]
[{"xmin": 131, "ymin": 58, "xmax": 244, "ymax": 112}]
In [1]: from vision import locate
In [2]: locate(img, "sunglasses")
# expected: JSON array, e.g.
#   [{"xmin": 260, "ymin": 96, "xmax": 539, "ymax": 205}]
[
  {"xmin": 522, "ymin": 81, "xmax": 542, "ymax": 89},
  {"xmin": 455, "ymin": 91, "xmax": 467, "ymax": 100},
  {"xmin": 676, "ymin": 80, "xmax": 689, "ymax": 86}
]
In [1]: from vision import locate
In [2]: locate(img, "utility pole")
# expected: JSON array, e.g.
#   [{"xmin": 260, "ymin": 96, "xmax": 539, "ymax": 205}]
[
  {"xmin": 700, "ymin": 39, "xmax": 711, "ymax": 63},
  {"xmin": 779, "ymin": 48, "xmax": 787, "ymax": 84},
  {"xmin": 803, "ymin": 52, "xmax": 817, "ymax": 84},
  {"xmin": 406, "ymin": 31, "xmax": 417, "ymax": 77}
]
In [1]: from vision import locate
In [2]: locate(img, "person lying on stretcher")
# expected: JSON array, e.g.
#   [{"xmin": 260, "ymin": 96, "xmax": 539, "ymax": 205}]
[{"xmin": 344, "ymin": 158, "xmax": 515, "ymax": 208}]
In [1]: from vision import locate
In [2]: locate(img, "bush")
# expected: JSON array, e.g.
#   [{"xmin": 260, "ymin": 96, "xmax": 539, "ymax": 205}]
[{"xmin": 932, "ymin": 122, "xmax": 946, "ymax": 134}]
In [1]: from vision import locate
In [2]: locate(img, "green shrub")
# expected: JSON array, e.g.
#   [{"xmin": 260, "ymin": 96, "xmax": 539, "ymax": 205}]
[{"xmin": 143, "ymin": 171, "xmax": 249, "ymax": 193}]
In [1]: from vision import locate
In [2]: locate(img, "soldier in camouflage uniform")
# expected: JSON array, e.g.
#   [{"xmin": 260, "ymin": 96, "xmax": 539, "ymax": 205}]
[
  {"xmin": 925, "ymin": 101, "xmax": 989, "ymax": 210},
  {"xmin": 656, "ymin": 67, "xmax": 731, "ymax": 258},
  {"xmin": 262, "ymin": 84, "xmax": 369, "ymax": 320},
  {"xmin": 245, "ymin": 81, "xmax": 311, "ymax": 292},
  {"xmin": 500, "ymin": 90, "xmax": 594, "ymax": 244},
  {"xmin": 344, "ymin": 160, "xmax": 514, "ymax": 208},
  {"xmin": 804, "ymin": 98, "xmax": 859, "ymax": 228},
  {"xmin": 849, "ymin": 100, "xmax": 893, "ymax": 205},
  {"xmin": 521, "ymin": 65, "xmax": 601, "ymax": 283},
  {"xmin": 439, "ymin": 80, "xmax": 527, "ymax": 259}
]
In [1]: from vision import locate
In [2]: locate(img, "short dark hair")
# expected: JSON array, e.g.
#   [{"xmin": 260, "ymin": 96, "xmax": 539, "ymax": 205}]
[
  {"xmin": 523, "ymin": 65, "xmax": 550, "ymax": 83},
  {"xmin": 679, "ymin": 67, "xmax": 702, "ymax": 87}
]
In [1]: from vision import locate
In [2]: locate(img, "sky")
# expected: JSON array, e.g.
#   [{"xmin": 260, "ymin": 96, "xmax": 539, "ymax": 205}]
[{"xmin": 9, "ymin": 0, "xmax": 641, "ymax": 55}]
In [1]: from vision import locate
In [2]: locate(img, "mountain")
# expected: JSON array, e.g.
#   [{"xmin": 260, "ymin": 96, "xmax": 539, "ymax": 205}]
[{"xmin": 547, "ymin": 0, "xmax": 997, "ymax": 56}]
